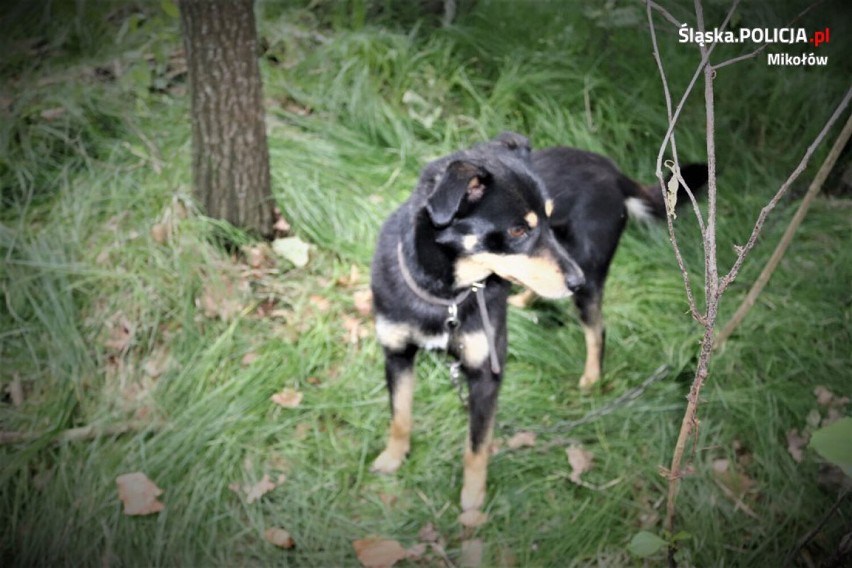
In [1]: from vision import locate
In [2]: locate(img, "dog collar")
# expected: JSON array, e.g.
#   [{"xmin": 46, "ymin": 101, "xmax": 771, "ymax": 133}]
[{"xmin": 395, "ymin": 242, "xmax": 501, "ymax": 374}]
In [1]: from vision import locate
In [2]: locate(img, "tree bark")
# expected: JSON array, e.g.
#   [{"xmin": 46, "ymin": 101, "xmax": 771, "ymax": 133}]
[{"xmin": 179, "ymin": 0, "xmax": 273, "ymax": 237}]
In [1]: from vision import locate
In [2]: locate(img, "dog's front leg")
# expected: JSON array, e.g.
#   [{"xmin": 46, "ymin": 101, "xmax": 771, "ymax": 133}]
[
  {"xmin": 371, "ymin": 345, "xmax": 418, "ymax": 474},
  {"xmin": 458, "ymin": 330, "xmax": 503, "ymax": 512}
]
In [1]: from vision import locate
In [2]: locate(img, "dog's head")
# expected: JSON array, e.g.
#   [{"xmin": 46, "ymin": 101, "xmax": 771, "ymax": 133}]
[{"xmin": 422, "ymin": 133, "xmax": 584, "ymax": 299}]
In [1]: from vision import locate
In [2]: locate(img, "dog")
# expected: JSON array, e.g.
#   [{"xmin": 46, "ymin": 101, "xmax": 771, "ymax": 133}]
[{"xmin": 369, "ymin": 132, "xmax": 706, "ymax": 513}]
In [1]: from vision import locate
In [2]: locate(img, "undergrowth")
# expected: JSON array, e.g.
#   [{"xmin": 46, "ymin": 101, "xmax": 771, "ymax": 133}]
[{"xmin": 1, "ymin": 0, "xmax": 850, "ymax": 566}]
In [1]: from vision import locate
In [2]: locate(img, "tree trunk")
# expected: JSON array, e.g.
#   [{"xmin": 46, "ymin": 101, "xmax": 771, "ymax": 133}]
[{"xmin": 179, "ymin": 0, "xmax": 273, "ymax": 238}]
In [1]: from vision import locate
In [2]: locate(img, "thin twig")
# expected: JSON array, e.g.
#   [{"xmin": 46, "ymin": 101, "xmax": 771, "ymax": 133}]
[
  {"xmin": 712, "ymin": 0, "xmax": 825, "ymax": 71},
  {"xmin": 0, "ymin": 420, "xmax": 160, "ymax": 445},
  {"xmin": 782, "ymin": 489, "xmax": 849, "ymax": 567},
  {"xmin": 719, "ymin": 87, "xmax": 852, "ymax": 295},
  {"xmin": 647, "ymin": 1, "xmax": 683, "ymax": 28},
  {"xmin": 716, "ymin": 107, "xmax": 852, "ymax": 347}
]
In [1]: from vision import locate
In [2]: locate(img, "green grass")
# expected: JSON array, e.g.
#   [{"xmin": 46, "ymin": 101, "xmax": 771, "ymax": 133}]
[{"xmin": 2, "ymin": 0, "xmax": 851, "ymax": 566}]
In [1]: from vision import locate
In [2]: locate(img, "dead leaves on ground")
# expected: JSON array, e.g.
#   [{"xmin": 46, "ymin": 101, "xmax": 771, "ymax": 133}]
[
  {"xmin": 116, "ymin": 472, "xmax": 164, "ymax": 516},
  {"xmin": 271, "ymin": 387, "xmax": 303, "ymax": 409},
  {"xmin": 353, "ymin": 521, "xmax": 465, "ymax": 568},
  {"xmin": 264, "ymin": 527, "xmax": 296, "ymax": 549},
  {"xmin": 786, "ymin": 384, "xmax": 849, "ymax": 464},
  {"xmin": 229, "ymin": 472, "xmax": 286, "ymax": 504}
]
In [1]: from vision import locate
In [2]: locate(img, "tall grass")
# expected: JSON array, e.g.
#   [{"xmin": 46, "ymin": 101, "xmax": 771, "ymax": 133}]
[{"xmin": 1, "ymin": 0, "xmax": 850, "ymax": 565}]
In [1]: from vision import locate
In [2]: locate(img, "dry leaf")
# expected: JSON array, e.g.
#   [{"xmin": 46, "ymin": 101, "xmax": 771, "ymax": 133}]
[
  {"xmin": 150, "ymin": 222, "xmax": 170, "ymax": 244},
  {"xmin": 104, "ymin": 314, "xmax": 135, "ymax": 353},
  {"xmin": 458, "ymin": 509, "xmax": 489, "ymax": 528},
  {"xmin": 271, "ymin": 388, "xmax": 303, "ymax": 408},
  {"xmin": 506, "ymin": 431, "xmax": 537, "ymax": 449},
  {"xmin": 353, "ymin": 290, "xmax": 373, "ymax": 317},
  {"xmin": 337, "ymin": 265, "xmax": 361, "ymax": 288},
  {"xmin": 342, "ymin": 315, "xmax": 369, "ymax": 344},
  {"xmin": 245, "ymin": 473, "xmax": 277, "ymax": 504},
  {"xmin": 566, "ymin": 445, "xmax": 594, "ymax": 484},
  {"xmin": 264, "ymin": 527, "xmax": 295, "ymax": 549},
  {"xmin": 241, "ymin": 351, "xmax": 259, "ymax": 366},
  {"xmin": 142, "ymin": 348, "xmax": 172, "ymax": 378},
  {"xmin": 40, "ymin": 106, "xmax": 66, "ymax": 120},
  {"xmin": 244, "ymin": 243, "xmax": 274, "ymax": 269},
  {"xmin": 273, "ymin": 207, "xmax": 291, "ymax": 236},
  {"xmin": 406, "ymin": 543, "xmax": 427, "ymax": 560},
  {"xmin": 308, "ymin": 294, "xmax": 331, "ymax": 312},
  {"xmin": 786, "ymin": 428, "xmax": 809, "ymax": 463},
  {"xmin": 198, "ymin": 277, "xmax": 246, "ymax": 321},
  {"xmin": 7, "ymin": 375, "xmax": 24, "ymax": 406},
  {"xmin": 353, "ymin": 538, "xmax": 407, "ymax": 568},
  {"xmin": 460, "ymin": 539, "xmax": 484, "ymax": 567},
  {"xmin": 116, "ymin": 472, "xmax": 164, "ymax": 515},
  {"xmin": 418, "ymin": 523, "xmax": 440, "ymax": 543}
]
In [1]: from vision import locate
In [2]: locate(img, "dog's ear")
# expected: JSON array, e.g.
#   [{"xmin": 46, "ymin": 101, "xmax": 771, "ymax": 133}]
[{"xmin": 425, "ymin": 160, "xmax": 489, "ymax": 227}]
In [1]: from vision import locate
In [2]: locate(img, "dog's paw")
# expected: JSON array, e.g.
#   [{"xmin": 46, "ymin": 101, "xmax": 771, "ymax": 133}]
[
  {"xmin": 460, "ymin": 481, "xmax": 486, "ymax": 512},
  {"xmin": 370, "ymin": 450, "xmax": 404, "ymax": 474},
  {"xmin": 578, "ymin": 372, "xmax": 600, "ymax": 390}
]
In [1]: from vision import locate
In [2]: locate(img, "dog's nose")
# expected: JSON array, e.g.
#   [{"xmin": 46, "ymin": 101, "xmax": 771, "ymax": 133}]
[{"xmin": 566, "ymin": 271, "xmax": 585, "ymax": 293}]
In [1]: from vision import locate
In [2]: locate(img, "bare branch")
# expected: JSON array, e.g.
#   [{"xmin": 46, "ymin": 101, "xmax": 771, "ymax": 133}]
[
  {"xmin": 720, "ymin": 87, "xmax": 852, "ymax": 293},
  {"xmin": 716, "ymin": 106, "xmax": 852, "ymax": 346},
  {"xmin": 647, "ymin": 0, "xmax": 683, "ymax": 28},
  {"xmin": 713, "ymin": 0, "xmax": 824, "ymax": 71}
]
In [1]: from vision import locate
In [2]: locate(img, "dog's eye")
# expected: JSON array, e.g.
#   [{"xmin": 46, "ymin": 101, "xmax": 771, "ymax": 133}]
[{"xmin": 507, "ymin": 226, "xmax": 528, "ymax": 239}]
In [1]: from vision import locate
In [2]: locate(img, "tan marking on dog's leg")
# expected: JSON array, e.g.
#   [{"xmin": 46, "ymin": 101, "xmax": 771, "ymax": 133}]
[
  {"xmin": 460, "ymin": 419, "xmax": 494, "ymax": 511},
  {"xmin": 371, "ymin": 369, "xmax": 415, "ymax": 473},
  {"xmin": 460, "ymin": 331, "xmax": 489, "ymax": 368},
  {"xmin": 579, "ymin": 320, "xmax": 604, "ymax": 390},
  {"xmin": 507, "ymin": 288, "xmax": 536, "ymax": 309}
]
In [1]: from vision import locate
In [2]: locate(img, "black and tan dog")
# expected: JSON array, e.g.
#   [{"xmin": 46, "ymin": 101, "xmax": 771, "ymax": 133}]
[{"xmin": 369, "ymin": 132, "xmax": 706, "ymax": 512}]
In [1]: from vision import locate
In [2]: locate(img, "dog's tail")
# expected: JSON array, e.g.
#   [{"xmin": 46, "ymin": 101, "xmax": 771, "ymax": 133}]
[{"xmin": 620, "ymin": 163, "xmax": 709, "ymax": 221}]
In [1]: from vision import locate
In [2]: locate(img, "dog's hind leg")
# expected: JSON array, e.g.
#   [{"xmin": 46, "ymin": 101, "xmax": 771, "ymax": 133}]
[
  {"xmin": 575, "ymin": 289, "xmax": 605, "ymax": 390},
  {"xmin": 458, "ymin": 329, "xmax": 503, "ymax": 512},
  {"xmin": 371, "ymin": 344, "xmax": 418, "ymax": 474}
]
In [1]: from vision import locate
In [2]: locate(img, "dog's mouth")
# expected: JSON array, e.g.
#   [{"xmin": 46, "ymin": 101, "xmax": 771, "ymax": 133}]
[{"xmin": 455, "ymin": 252, "xmax": 580, "ymax": 299}]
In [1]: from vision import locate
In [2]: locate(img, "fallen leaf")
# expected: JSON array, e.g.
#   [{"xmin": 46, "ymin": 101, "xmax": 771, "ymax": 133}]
[
  {"xmin": 104, "ymin": 314, "xmax": 135, "ymax": 353},
  {"xmin": 813, "ymin": 386, "xmax": 849, "ymax": 411},
  {"xmin": 273, "ymin": 207, "xmax": 291, "ymax": 236},
  {"xmin": 406, "ymin": 542, "xmax": 427, "ymax": 560},
  {"xmin": 337, "ymin": 264, "xmax": 361, "ymax": 288},
  {"xmin": 309, "ymin": 294, "xmax": 331, "ymax": 312},
  {"xmin": 264, "ymin": 527, "xmax": 295, "ymax": 549},
  {"xmin": 353, "ymin": 289, "xmax": 373, "ymax": 317},
  {"xmin": 40, "ymin": 106, "xmax": 66, "ymax": 120},
  {"xmin": 272, "ymin": 236, "xmax": 310, "ymax": 268},
  {"xmin": 7, "ymin": 375, "xmax": 23, "ymax": 406},
  {"xmin": 244, "ymin": 243, "xmax": 274, "ymax": 269},
  {"xmin": 245, "ymin": 473, "xmax": 277, "ymax": 504},
  {"xmin": 142, "ymin": 348, "xmax": 172, "ymax": 378},
  {"xmin": 271, "ymin": 388, "xmax": 303, "ymax": 408},
  {"xmin": 460, "ymin": 539, "xmax": 484, "ymax": 567},
  {"xmin": 342, "ymin": 315, "xmax": 369, "ymax": 344},
  {"xmin": 458, "ymin": 509, "xmax": 489, "ymax": 528},
  {"xmin": 786, "ymin": 428, "xmax": 809, "ymax": 463},
  {"xmin": 418, "ymin": 523, "xmax": 440, "ymax": 543},
  {"xmin": 198, "ymin": 276, "xmax": 246, "ymax": 321},
  {"xmin": 150, "ymin": 222, "xmax": 170, "ymax": 244},
  {"xmin": 506, "ymin": 431, "xmax": 537, "ymax": 450},
  {"xmin": 353, "ymin": 538, "xmax": 407, "ymax": 568},
  {"xmin": 116, "ymin": 472, "xmax": 164, "ymax": 515},
  {"xmin": 566, "ymin": 445, "xmax": 594, "ymax": 484}
]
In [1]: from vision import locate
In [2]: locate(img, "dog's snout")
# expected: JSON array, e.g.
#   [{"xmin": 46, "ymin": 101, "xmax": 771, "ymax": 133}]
[{"xmin": 566, "ymin": 270, "xmax": 585, "ymax": 293}]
